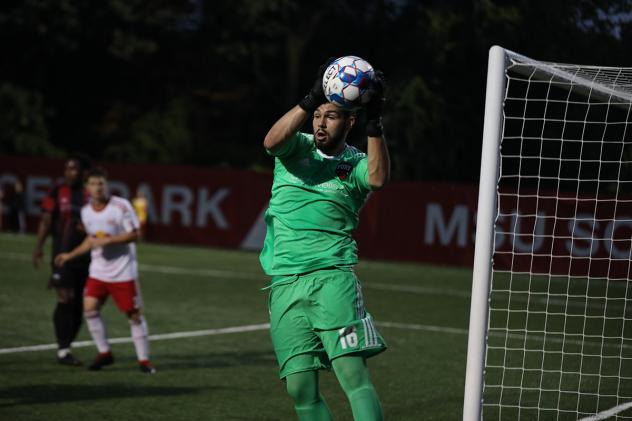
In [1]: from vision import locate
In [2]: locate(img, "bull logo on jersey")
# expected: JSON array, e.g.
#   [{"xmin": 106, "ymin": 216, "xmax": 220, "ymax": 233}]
[{"xmin": 335, "ymin": 162, "xmax": 353, "ymax": 180}]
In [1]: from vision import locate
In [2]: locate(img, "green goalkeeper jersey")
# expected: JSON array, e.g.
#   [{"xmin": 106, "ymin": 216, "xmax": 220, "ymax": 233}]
[{"xmin": 260, "ymin": 132, "xmax": 373, "ymax": 277}]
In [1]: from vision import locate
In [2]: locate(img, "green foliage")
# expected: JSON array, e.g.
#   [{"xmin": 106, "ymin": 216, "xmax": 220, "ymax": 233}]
[
  {"xmin": 388, "ymin": 76, "xmax": 444, "ymax": 179},
  {"xmin": 1, "ymin": 0, "xmax": 632, "ymax": 179},
  {"xmin": 0, "ymin": 84, "xmax": 61, "ymax": 156},
  {"xmin": 103, "ymin": 97, "xmax": 193, "ymax": 163}
]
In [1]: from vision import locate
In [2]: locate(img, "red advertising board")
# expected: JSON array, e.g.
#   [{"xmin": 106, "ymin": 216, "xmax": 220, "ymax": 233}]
[
  {"xmin": 2, "ymin": 155, "xmax": 630, "ymax": 278},
  {"xmin": 494, "ymin": 190, "xmax": 632, "ymax": 279},
  {"xmin": 0, "ymin": 155, "xmax": 479, "ymax": 267},
  {"xmin": 0, "ymin": 155, "xmax": 271, "ymax": 248}
]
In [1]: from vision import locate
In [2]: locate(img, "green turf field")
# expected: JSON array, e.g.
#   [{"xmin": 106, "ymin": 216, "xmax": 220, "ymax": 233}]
[{"xmin": 0, "ymin": 232, "xmax": 473, "ymax": 420}]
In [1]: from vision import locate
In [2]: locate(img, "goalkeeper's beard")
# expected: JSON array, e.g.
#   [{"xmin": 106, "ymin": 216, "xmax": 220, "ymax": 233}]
[{"xmin": 315, "ymin": 129, "xmax": 345, "ymax": 155}]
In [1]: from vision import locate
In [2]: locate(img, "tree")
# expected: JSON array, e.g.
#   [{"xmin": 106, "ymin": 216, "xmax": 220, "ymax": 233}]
[{"xmin": 1, "ymin": 0, "xmax": 631, "ymax": 181}]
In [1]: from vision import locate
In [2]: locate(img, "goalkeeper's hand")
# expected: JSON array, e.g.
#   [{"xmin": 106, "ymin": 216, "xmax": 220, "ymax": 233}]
[
  {"xmin": 365, "ymin": 70, "xmax": 386, "ymax": 137},
  {"xmin": 298, "ymin": 57, "xmax": 336, "ymax": 113}
]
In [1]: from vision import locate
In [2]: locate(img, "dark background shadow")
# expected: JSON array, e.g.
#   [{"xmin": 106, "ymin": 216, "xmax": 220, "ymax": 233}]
[{"xmin": 0, "ymin": 383, "xmax": 206, "ymax": 409}]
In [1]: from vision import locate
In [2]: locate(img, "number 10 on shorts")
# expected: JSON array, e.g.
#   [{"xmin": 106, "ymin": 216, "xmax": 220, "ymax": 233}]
[{"xmin": 338, "ymin": 326, "xmax": 359, "ymax": 350}]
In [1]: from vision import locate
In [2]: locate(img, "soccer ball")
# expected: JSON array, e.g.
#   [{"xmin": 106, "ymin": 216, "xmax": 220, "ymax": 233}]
[{"xmin": 322, "ymin": 56, "xmax": 375, "ymax": 109}]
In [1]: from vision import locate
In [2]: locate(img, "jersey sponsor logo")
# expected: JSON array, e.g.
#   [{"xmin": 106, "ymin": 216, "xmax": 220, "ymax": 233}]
[
  {"xmin": 59, "ymin": 194, "xmax": 72, "ymax": 212},
  {"xmin": 286, "ymin": 173, "xmax": 344, "ymax": 192},
  {"xmin": 335, "ymin": 162, "xmax": 353, "ymax": 180}
]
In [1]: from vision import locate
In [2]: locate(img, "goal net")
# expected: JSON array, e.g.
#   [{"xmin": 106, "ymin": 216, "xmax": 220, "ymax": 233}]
[{"xmin": 464, "ymin": 46, "xmax": 632, "ymax": 421}]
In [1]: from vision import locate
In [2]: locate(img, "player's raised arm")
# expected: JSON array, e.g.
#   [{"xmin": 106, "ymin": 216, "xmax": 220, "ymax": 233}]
[
  {"xmin": 263, "ymin": 105, "xmax": 310, "ymax": 153},
  {"xmin": 263, "ymin": 58, "xmax": 334, "ymax": 153},
  {"xmin": 365, "ymin": 72, "xmax": 390, "ymax": 190}
]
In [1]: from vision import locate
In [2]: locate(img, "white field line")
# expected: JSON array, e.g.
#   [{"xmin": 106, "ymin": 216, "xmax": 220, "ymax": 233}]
[
  {"xmin": 0, "ymin": 321, "xmax": 459, "ymax": 355},
  {"xmin": 1, "ymin": 252, "xmax": 625, "ymax": 312},
  {"xmin": 0, "ymin": 323, "xmax": 271, "ymax": 355},
  {"xmin": 365, "ymin": 282, "xmax": 470, "ymax": 298},
  {"xmin": 1, "ymin": 320, "xmax": 630, "ymax": 356},
  {"xmin": 2, "ymin": 252, "xmax": 470, "ymax": 294},
  {"xmin": 365, "ymin": 281, "xmax": 628, "ymax": 313},
  {"xmin": 0, "ymin": 251, "xmax": 262, "ymax": 281},
  {"xmin": 577, "ymin": 400, "xmax": 632, "ymax": 421},
  {"xmin": 379, "ymin": 322, "xmax": 632, "ymax": 351}
]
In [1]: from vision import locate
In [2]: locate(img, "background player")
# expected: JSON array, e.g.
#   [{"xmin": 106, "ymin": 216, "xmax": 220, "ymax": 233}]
[
  {"xmin": 33, "ymin": 154, "xmax": 91, "ymax": 366},
  {"xmin": 132, "ymin": 188, "xmax": 148, "ymax": 240},
  {"xmin": 260, "ymin": 59, "xmax": 390, "ymax": 420},
  {"xmin": 55, "ymin": 167, "xmax": 155, "ymax": 374}
]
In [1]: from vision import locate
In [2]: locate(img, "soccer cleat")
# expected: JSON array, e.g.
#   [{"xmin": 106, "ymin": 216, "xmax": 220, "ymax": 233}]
[
  {"xmin": 57, "ymin": 353, "xmax": 83, "ymax": 367},
  {"xmin": 88, "ymin": 352, "xmax": 114, "ymax": 371},
  {"xmin": 138, "ymin": 360, "xmax": 156, "ymax": 374}
]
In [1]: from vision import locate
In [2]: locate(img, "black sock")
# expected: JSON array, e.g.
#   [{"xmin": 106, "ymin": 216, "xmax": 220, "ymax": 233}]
[
  {"xmin": 72, "ymin": 301, "xmax": 84, "ymax": 340},
  {"xmin": 53, "ymin": 302, "xmax": 76, "ymax": 350}
]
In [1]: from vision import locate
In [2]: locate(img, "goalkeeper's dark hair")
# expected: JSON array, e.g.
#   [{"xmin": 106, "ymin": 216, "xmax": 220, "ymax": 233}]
[
  {"xmin": 85, "ymin": 166, "xmax": 108, "ymax": 181},
  {"xmin": 340, "ymin": 108, "xmax": 358, "ymax": 119}
]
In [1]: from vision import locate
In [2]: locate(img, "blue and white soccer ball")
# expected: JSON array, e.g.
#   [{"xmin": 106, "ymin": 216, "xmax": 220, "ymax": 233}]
[{"xmin": 322, "ymin": 56, "xmax": 375, "ymax": 109}]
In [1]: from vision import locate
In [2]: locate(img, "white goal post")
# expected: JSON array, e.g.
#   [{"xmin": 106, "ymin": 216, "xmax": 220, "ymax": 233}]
[{"xmin": 464, "ymin": 46, "xmax": 632, "ymax": 420}]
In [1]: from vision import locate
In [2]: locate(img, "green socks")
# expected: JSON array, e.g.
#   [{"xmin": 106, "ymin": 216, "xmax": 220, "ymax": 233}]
[
  {"xmin": 347, "ymin": 384, "xmax": 384, "ymax": 421},
  {"xmin": 333, "ymin": 356, "xmax": 384, "ymax": 421},
  {"xmin": 295, "ymin": 398, "xmax": 333, "ymax": 421}
]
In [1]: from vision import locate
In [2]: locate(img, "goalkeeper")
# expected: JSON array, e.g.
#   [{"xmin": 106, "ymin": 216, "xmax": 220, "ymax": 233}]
[{"xmin": 260, "ymin": 58, "xmax": 390, "ymax": 421}]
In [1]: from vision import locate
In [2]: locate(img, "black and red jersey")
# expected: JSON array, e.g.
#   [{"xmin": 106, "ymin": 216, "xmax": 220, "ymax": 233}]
[{"xmin": 41, "ymin": 183, "xmax": 90, "ymax": 268}]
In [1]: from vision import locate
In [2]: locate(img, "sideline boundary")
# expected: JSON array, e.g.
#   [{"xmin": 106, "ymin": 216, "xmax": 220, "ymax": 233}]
[
  {"xmin": 2, "ymin": 320, "xmax": 630, "ymax": 356},
  {"xmin": 0, "ymin": 321, "xmax": 457, "ymax": 355},
  {"xmin": 1, "ymin": 252, "xmax": 624, "ymax": 311}
]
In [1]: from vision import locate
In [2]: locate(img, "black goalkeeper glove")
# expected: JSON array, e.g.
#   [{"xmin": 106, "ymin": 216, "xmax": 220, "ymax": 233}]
[
  {"xmin": 298, "ymin": 57, "xmax": 336, "ymax": 113},
  {"xmin": 365, "ymin": 70, "xmax": 386, "ymax": 137}
]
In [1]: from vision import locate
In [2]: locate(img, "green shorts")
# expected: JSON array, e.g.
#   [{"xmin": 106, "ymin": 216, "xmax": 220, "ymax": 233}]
[{"xmin": 267, "ymin": 268, "xmax": 387, "ymax": 379}]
